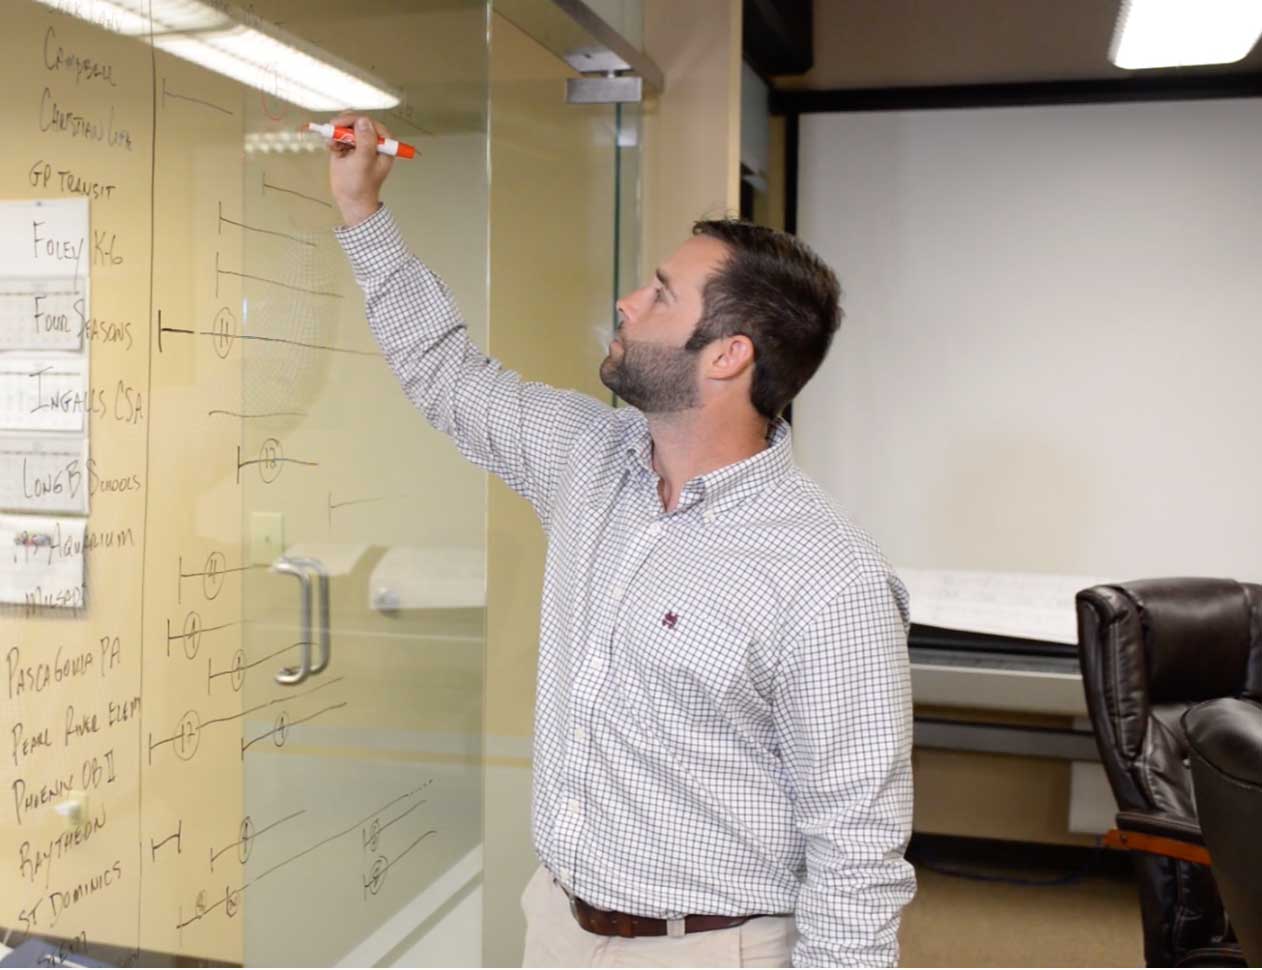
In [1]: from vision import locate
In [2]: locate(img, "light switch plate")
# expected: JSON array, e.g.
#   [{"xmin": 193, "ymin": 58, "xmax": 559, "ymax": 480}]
[{"xmin": 250, "ymin": 511, "xmax": 284, "ymax": 565}]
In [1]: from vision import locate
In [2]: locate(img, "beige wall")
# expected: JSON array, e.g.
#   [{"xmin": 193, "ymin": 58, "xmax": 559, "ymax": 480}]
[
  {"xmin": 755, "ymin": 114, "xmax": 787, "ymax": 231},
  {"xmin": 641, "ymin": 0, "xmax": 743, "ymax": 275},
  {"xmin": 913, "ymin": 750, "xmax": 1095, "ymax": 847}
]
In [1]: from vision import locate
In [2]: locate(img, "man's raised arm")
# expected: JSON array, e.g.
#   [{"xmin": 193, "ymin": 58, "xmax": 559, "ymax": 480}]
[{"xmin": 328, "ymin": 115, "xmax": 611, "ymax": 527}]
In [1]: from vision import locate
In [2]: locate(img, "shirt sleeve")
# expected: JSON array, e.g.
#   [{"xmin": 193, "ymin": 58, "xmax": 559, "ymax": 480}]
[
  {"xmin": 772, "ymin": 567, "xmax": 917, "ymax": 968},
  {"xmin": 334, "ymin": 205, "xmax": 611, "ymax": 529}
]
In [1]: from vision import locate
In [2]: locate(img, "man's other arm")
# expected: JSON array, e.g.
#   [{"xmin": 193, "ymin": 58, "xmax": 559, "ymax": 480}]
[{"xmin": 772, "ymin": 568, "xmax": 917, "ymax": 967}]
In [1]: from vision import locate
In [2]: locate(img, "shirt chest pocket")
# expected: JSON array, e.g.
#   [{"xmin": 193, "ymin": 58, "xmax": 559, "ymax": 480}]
[{"xmin": 616, "ymin": 599, "xmax": 759, "ymax": 712}]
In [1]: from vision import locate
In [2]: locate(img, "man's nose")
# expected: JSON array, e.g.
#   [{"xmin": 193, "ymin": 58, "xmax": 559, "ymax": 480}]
[{"xmin": 616, "ymin": 284, "xmax": 652, "ymax": 321}]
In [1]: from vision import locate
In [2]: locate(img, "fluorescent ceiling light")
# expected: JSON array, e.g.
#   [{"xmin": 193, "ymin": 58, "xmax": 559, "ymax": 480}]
[
  {"xmin": 33, "ymin": 0, "xmax": 400, "ymax": 109},
  {"xmin": 1110, "ymin": 0, "xmax": 1262, "ymax": 69},
  {"xmin": 245, "ymin": 130, "xmax": 325, "ymax": 154}
]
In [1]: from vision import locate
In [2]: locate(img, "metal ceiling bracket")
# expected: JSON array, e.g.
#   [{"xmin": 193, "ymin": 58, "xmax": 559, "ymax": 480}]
[
  {"xmin": 565, "ymin": 74, "xmax": 643, "ymax": 104},
  {"xmin": 497, "ymin": 0, "xmax": 666, "ymax": 105},
  {"xmin": 496, "ymin": 0, "xmax": 662, "ymax": 105},
  {"xmin": 551, "ymin": 0, "xmax": 664, "ymax": 94},
  {"xmin": 564, "ymin": 46, "xmax": 629, "ymax": 74},
  {"xmin": 563, "ymin": 46, "xmax": 644, "ymax": 104}
]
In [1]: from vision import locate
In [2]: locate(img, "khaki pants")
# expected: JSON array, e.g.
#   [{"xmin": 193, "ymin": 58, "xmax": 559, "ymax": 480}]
[{"xmin": 520, "ymin": 866, "xmax": 797, "ymax": 968}]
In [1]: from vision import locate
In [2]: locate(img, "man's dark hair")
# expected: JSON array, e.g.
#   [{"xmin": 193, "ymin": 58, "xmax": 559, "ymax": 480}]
[{"xmin": 687, "ymin": 219, "xmax": 842, "ymax": 420}]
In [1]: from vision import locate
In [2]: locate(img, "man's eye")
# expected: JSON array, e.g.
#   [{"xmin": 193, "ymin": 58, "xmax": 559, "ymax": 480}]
[{"xmin": 653, "ymin": 288, "xmax": 665, "ymax": 304}]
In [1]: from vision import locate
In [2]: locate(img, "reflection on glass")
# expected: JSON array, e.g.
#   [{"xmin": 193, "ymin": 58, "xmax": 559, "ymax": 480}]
[{"xmin": 32, "ymin": 0, "xmax": 402, "ymax": 108}]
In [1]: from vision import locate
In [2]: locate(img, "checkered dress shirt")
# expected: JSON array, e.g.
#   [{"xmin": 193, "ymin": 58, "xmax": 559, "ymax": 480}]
[{"xmin": 336, "ymin": 206, "xmax": 916, "ymax": 967}]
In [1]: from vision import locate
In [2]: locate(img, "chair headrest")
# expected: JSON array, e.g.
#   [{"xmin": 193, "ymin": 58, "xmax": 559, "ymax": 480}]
[
  {"xmin": 1124, "ymin": 578, "xmax": 1253, "ymax": 703},
  {"xmin": 1185, "ymin": 696, "xmax": 1262, "ymax": 789}
]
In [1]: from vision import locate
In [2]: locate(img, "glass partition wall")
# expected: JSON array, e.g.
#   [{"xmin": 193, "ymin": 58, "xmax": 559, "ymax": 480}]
[
  {"xmin": 0, "ymin": 0, "xmax": 490, "ymax": 963},
  {"xmin": 478, "ymin": 6, "xmax": 644, "ymax": 963},
  {"xmin": 230, "ymin": 3, "xmax": 491, "ymax": 966},
  {"xmin": 0, "ymin": 0, "xmax": 641, "ymax": 964}
]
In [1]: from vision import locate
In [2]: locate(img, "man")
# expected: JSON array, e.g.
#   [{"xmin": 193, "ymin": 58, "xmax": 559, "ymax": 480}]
[{"xmin": 327, "ymin": 114, "xmax": 915, "ymax": 968}]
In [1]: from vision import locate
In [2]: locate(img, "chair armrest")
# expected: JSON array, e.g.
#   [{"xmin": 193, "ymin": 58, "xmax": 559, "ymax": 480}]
[
  {"xmin": 1115, "ymin": 810, "xmax": 1204, "ymax": 845},
  {"xmin": 1103, "ymin": 811, "xmax": 1211, "ymax": 866}
]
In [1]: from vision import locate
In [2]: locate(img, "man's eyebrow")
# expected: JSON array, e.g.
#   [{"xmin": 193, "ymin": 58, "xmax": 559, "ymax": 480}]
[{"xmin": 655, "ymin": 268, "xmax": 675, "ymax": 297}]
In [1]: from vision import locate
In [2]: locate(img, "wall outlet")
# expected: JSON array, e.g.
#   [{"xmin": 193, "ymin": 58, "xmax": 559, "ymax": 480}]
[{"xmin": 250, "ymin": 511, "xmax": 284, "ymax": 566}]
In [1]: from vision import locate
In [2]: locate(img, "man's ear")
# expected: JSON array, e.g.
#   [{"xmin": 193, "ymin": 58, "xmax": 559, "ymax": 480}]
[{"xmin": 707, "ymin": 334, "xmax": 756, "ymax": 380}]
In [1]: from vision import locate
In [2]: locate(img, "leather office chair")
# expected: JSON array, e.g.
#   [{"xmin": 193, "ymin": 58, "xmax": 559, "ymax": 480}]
[
  {"xmin": 1077, "ymin": 578, "xmax": 1262, "ymax": 967},
  {"xmin": 1185, "ymin": 696, "xmax": 1262, "ymax": 967}
]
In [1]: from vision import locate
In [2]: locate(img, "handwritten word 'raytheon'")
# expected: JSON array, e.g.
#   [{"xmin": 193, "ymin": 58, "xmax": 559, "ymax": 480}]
[
  {"xmin": 39, "ymin": 88, "xmax": 132, "ymax": 150},
  {"xmin": 19, "ymin": 802, "xmax": 108, "ymax": 889},
  {"xmin": 44, "ymin": 26, "xmax": 117, "ymax": 87},
  {"xmin": 18, "ymin": 859, "xmax": 123, "ymax": 931}
]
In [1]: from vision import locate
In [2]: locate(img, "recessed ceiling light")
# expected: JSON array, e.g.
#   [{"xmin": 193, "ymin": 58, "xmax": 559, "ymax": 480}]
[{"xmin": 1110, "ymin": 0, "xmax": 1262, "ymax": 69}]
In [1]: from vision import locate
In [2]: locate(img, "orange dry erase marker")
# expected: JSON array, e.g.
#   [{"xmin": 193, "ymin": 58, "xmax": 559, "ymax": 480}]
[{"xmin": 305, "ymin": 122, "xmax": 416, "ymax": 159}]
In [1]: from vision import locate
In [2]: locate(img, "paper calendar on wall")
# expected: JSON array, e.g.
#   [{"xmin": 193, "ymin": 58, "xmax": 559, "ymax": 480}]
[{"xmin": 0, "ymin": 196, "xmax": 89, "ymax": 604}]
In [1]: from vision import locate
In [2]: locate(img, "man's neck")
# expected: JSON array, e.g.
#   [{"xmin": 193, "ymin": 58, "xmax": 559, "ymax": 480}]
[{"xmin": 646, "ymin": 407, "xmax": 771, "ymax": 513}]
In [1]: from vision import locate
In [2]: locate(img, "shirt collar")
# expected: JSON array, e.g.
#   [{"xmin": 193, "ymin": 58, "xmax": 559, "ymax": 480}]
[{"xmin": 622, "ymin": 410, "xmax": 794, "ymax": 518}]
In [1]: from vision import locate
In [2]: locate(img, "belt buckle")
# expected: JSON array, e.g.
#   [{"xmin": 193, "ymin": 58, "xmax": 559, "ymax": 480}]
[{"xmin": 666, "ymin": 918, "xmax": 686, "ymax": 939}]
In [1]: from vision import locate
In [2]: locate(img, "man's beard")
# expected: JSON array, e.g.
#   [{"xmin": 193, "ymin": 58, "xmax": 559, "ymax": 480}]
[{"xmin": 599, "ymin": 335, "xmax": 701, "ymax": 413}]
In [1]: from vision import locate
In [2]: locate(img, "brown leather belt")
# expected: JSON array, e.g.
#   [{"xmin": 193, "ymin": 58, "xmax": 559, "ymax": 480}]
[{"xmin": 559, "ymin": 881, "xmax": 759, "ymax": 938}]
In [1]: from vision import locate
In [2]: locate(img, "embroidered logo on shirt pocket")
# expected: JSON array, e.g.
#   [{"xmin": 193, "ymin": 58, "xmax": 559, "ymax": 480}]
[{"xmin": 626, "ymin": 603, "xmax": 752, "ymax": 708}]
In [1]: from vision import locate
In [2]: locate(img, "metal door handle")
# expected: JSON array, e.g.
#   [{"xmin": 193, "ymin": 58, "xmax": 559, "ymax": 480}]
[
  {"xmin": 306, "ymin": 558, "xmax": 332, "ymax": 675},
  {"xmin": 271, "ymin": 556, "xmax": 313, "ymax": 685}
]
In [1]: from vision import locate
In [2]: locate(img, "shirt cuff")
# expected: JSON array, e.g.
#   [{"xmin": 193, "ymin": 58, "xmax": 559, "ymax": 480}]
[{"xmin": 333, "ymin": 203, "xmax": 410, "ymax": 282}]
